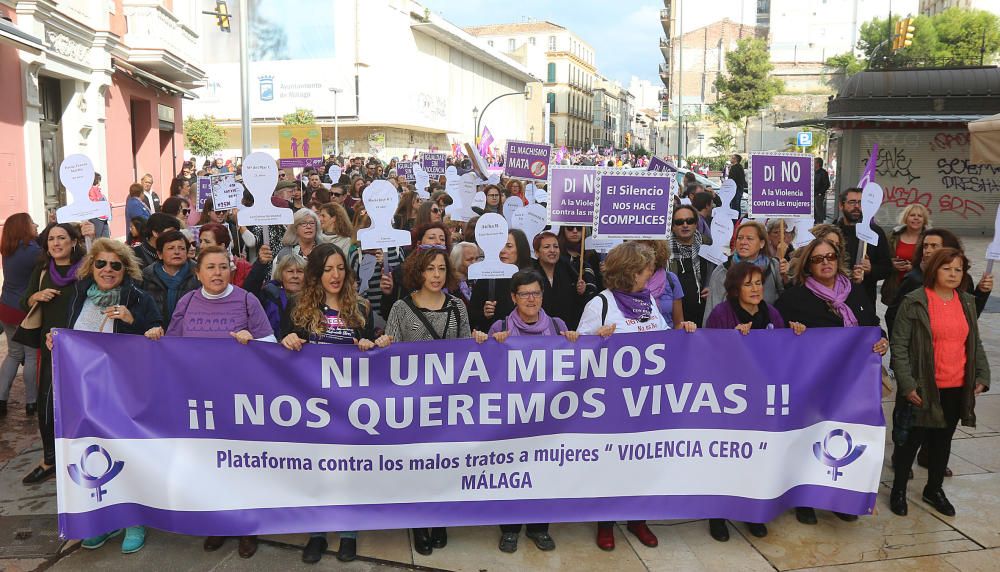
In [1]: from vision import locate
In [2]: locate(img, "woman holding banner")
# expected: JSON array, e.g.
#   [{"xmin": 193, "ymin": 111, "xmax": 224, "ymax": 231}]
[
  {"xmin": 198, "ymin": 223, "xmax": 252, "ymax": 288},
  {"xmin": 889, "ymin": 248, "xmax": 990, "ymax": 518},
  {"xmin": 384, "ymin": 244, "xmax": 482, "ymax": 556},
  {"xmin": 776, "ymin": 237, "xmax": 888, "ymax": 525},
  {"xmin": 577, "ymin": 241, "xmax": 697, "ymax": 551},
  {"xmin": 280, "ymin": 243, "xmax": 388, "ymax": 563},
  {"xmin": 20, "ymin": 223, "xmax": 85, "ymax": 485},
  {"xmin": 489, "ymin": 269, "xmax": 577, "ymax": 554},
  {"xmin": 668, "ymin": 205, "xmax": 712, "ymax": 325},
  {"xmin": 54, "ymin": 238, "xmax": 163, "ymax": 553},
  {"xmin": 703, "ymin": 221, "xmax": 787, "ymax": 326},
  {"xmin": 468, "ymin": 229, "xmax": 533, "ymax": 332},
  {"xmin": 378, "ymin": 223, "xmax": 452, "ymax": 322}
]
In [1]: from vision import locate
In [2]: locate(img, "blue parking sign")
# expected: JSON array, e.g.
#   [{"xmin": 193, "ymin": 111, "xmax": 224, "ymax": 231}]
[{"xmin": 797, "ymin": 131, "xmax": 813, "ymax": 147}]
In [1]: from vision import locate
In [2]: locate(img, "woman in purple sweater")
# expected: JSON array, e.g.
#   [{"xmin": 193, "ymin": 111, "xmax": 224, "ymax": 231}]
[{"xmin": 703, "ymin": 261, "xmax": 805, "ymax": 542}]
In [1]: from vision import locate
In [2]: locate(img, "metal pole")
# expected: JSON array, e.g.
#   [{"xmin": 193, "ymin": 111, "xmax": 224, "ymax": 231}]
[
  {"xmin": 675, "ymin": 0, "xmax": 683, "ymax": 163},
  {"xmin": 238, "ymin": 0, "xmax": 251, "ymax": 157},
  {"xmin": 334, "ymin": 90, "xmax": 340, "ymax": 156}
]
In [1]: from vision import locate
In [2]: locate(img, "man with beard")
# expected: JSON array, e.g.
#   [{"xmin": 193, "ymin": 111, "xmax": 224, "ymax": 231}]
[{"xmin": 836, "ymin": 187, "xmax": 891, "ymax": 305}]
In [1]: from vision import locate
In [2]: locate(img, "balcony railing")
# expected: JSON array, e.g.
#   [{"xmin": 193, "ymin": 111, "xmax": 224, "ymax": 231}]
[{"xmin": 123, "ymin": 1, "xmax": 202, "ymax": 82}]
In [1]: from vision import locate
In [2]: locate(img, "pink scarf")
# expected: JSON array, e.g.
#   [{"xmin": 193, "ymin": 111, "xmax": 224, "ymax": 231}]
[{"xmin": 804, "ymin": 275, "xmax": 859, "ymax": 327}]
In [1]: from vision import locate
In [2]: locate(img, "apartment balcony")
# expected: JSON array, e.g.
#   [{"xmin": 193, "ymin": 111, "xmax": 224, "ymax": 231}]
[
  {"xmin": 660, "ymin": 9, "xmax": 671, "ymax": 34},
  {"xmin": 122, "ymin": 1, "xmax": 205, "ymax": 84},
  {"xmin": 660, "ymin": 37, "xmax": 670, "ymax": 58},
  {"xmin": 658, "ymin": 88, "xmax": 669, "ymax": 102}
]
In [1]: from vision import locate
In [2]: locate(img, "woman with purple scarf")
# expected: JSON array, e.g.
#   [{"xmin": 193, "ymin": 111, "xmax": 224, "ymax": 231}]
[
  {"xmin": 20, "ymin": 223, "xmax": 86, "ymax": 485},
  {"xmin": 487, "ymin": 269, "xmax": 578, "ymax": 554},
  {"xmin": 577, "ymin": 241, "xmax": 697, "ymax": 551},
  {"xmin": 775, "ymin": 237, "xmax": 888, "ymax": 526}
]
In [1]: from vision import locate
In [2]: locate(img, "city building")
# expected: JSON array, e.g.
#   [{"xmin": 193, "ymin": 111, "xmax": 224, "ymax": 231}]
[
  {"xmin": 188, "ymin": 1, "xmax": 540, "ymax": 162},
  {"xmin": 465, "ymin": 20, "xmax": 596, "ymax": 149},
  {"xmin": 0, "ymin": 1, "xmax": 203, "ymax": 236},
  {"xmin": 920, "ymin": 0, "xmax": 1000, "ymax": 15}
]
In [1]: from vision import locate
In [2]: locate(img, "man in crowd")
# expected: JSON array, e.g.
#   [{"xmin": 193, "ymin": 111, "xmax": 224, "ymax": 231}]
[
  {"xmin": 814, "ymin": 157, "xmax": 831, "ymax": 224},
  {"xmin": 726, "ymin": 154, "xmax": 746, "ymax": 216},
  {"xmin": 836, "ymin": 187, "xmax": 891, "ymax": 305},
  {"xmin": 140, "ymin": 174, "xmax": 161, "ymax": 214}
]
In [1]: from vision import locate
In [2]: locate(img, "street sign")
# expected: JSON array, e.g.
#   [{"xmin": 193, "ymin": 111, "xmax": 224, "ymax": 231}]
[{"xmin": 796, "ymin": 131, "xmax": 813, "ymax": 147}]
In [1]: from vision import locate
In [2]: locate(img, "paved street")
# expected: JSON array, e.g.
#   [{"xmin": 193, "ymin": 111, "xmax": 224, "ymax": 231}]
[{"xmin": 0, "ymin": 237, "xmax": 997, "ymax": 572}]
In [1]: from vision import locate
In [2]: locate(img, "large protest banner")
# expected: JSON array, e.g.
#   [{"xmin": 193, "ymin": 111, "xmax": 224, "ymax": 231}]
[
  {"xmin": 546, "ymin": 165, "xmax": 596, "ymax": 226},
  {"xmin": 504, "ymin": 140, "xmax": 554, "ymax": 182},
  {"xmin": 278, "ymin": 125, "xmax": 323, "ymax": 169},
  {"xmin": 53, "ymin": 328, "xmax": 884, "ymax": 538},
  {"xmin": 593, "ymin": 170, "xmax": 674, "ymax": 239}
]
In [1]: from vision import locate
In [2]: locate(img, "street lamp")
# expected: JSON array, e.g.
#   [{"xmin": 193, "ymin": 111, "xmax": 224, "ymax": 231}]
[
  {"xmin": 472, "ymin": 107, "xmax": 479, "ymax": 142},
  {"xmin": 530, "ymin": 125, "xmax": 535, "ymax": 142},
  {"xmin": 474, "ymin": 90, "xmax": 530, "ymax": 144},
  {"xmin": 329, "ymin": 87, "xmax": 342, "ymax": 157}
]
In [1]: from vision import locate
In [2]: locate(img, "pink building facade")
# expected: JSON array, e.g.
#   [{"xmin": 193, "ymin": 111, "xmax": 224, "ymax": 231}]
[{"xmin": 0, "ymin": 1, "xmax": 203, "ymax": 237}]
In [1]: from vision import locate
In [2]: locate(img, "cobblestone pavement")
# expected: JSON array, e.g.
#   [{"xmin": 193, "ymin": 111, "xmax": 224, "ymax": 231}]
[{"xmin": 0, "ymin": 238, "xmax": 997, "ymax": 571}]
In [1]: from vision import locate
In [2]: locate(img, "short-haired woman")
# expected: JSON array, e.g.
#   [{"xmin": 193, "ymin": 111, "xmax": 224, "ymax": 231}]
[
  {"xmin": 53, "ymin": 238, "xmax": 163, "ymax": 553},
  {"xmin": 638, "ymin": 239, "xmax": 685, "ymax": 328},
  {"xmin": 890, "ymin": 248, "xmax": 989, "ymax": 518},
  {"xmin": 378, "ymin": 223, "xmax": 452, "ymax": 322},
  {"xmin": 703, "ymin": 220, "xmax": 787, "ymax": 326},
  {"xmin": 277, "ymin": 208, "xmax": 327, "ymax": 262},
  {"xmin": 0, "ymin": 213, "xmax": 40, "ymax": 417},
  {"xmin": 125, "ymin": 183, "xmax": 151, "ymax": 222},
  {"xmin": 258, "ymin": 251, "xmax": 305, "ymax": 335},
  {"xmin": 140, "ymin": 230, "xmax": 200, "ymax": 329},
  {"xmin": 577, "ymin": 241, "xmax": 696, "ymax": 551},
  {"xmin": 199, "ymin": 222, "xmax": 252, "ymax": 288},
  {"xmin": 451, "ymin": 241, "xmax": 482, "ymax": 306}
]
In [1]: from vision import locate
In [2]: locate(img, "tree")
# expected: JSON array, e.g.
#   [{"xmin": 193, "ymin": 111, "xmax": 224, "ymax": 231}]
[
  {"xmin": 282, "ymin": 108, "xmax": 316, "ymax": 125},
  {"xmin": 183, "ymin": 116, "xmax": 226, "ymax": 162},
  {"xmin": 713, "ymin": 38, "xmax": 784, "ymax": 153},
  {"xmin": 825, "ymin": 51, "xmax": 866, "ymax": 79},
  {"xmin": 709, "ymin": 131, "xmax": 735, "ymax": 155},
  {"xmin": 932, "ymin": 7, "xmax": 1000, "ymax": 64},
  {"xmin": 707, "ymin": 103, "xmax": 739, "ymax": 155}
]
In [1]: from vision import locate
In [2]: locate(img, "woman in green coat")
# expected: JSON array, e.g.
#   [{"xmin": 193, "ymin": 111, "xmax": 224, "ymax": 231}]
[{"xmin": 890, "ymin": 248, "xmax": 990, "ymax": 518}]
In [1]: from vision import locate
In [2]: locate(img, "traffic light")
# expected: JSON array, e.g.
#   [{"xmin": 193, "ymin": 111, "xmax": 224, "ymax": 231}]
[
  {"xmin": 625, "ymin": 132, "xmax": 632, "ymax": 148},
  {"xmin": 892, "ymin": 17, "xmax": 914, "ymax": 51},
  {"xmin": 215, "ymin": 0, "xmax": 231, "ymax": 33}
]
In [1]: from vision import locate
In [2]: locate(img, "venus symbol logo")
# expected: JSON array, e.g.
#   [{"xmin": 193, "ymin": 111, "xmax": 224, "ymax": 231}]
[
  {"xmin": 67, "ymin": 444, "xmax": 125, "ymax": 502},
  {"xmin": 812, "ymin": 429, "xmax": 866, "ymax": 482}
]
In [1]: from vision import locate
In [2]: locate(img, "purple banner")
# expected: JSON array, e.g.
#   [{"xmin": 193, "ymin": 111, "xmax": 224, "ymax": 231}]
[
  {"xmin": 53, "ymin": 328, "xmax": 884, "ymax": 538},
  {"xmin": 858, "ymin": 143, "xmax": 879, "ymax": 188},
  {"xmin": 396, "ymin": 161, "xmax": 416, "ymax": 183},
  {"xmin": 593, "ymin": 170, "xmax": 673, "ymax": 239},
  {"xmin": 278, "ymin": 157, "xmax": 324, "ymax": 169},
  {"xmin": 196, "ymin": 177, "xmax": 212, "ymax": 210},
  {"xmin": 749, "ymin": 153, "xmax": 815, "ymax": 218},
  {"xmin": 647, "ymin": 157, "xmax": 677, "ymax": 173},
  {"xmin": 504, "ymin": 140, "xmax": 554, "ymax": 181},
  {"xmin": 420, "ymin": 153, "xmax": 447, "ymax": 179},
  {"xmin": 546, "ymin": 166, "xmax": 596, "ymax": 226}
]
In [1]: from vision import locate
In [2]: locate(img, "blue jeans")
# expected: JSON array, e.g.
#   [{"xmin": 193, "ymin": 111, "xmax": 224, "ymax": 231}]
[
  {"xmin": 310, "ymin": 531, "xmax": 357, "ymax": 540},
  {"xmin": 1, "ymin": 321, "xmax": 38, "ymax": 403}
]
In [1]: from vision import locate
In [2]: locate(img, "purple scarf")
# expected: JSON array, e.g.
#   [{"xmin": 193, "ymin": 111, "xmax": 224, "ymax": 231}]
[
  {"xmin": 49, "ymin": 259, "xmax": 82, "ymax": 288},
  {"xmin": 646, "ymin": 268, "xmax": 667, "ymax": 299},
  {"xmin": 506, "ymin": 308, "xmax": 556, "ymax": 336},
  {"xmin": 611, "ymin": 288, "xmax": 653, "ymax": 321},
  {"xmin": 805, "ymin": 274, "xmax": 859, "ymax": 327}
]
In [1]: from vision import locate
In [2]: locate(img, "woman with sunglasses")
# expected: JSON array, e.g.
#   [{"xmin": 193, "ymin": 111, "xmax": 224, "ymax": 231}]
[
  {"xmin": 384, "ymin": 245, "xmax": 484, "ymax": 556},
  {"xmin": 556, "ymin": 225, "xmax": 602, "ymax": 296},
  {"xmin": 393, "ymin": 190, "xmax": 422, "ymax": 231},
  {"xmin": 55, "ymin": 238, "xmax": 163, "ymax": 554},
  {"xmin": 161, "ymin": 196, "xmax": 191, "ymax": 228},
  {"xmin": 468, "ymin": 229, "xmax": 533, "ymax": 332},
  {"xmin": 20, "ymin": 223, "xmax": 85, "ymax": 485},
  {"xmin": 668, "ymin": 205, "xmax": 713, "ymax": 325},
  {"xmin": 577, "ymin": 241, "xmax": 696, "ymax": 552},
  {"xmin": 280, "ymin": 244, "xmax": 388, "ymax": 563},
  {"xmin": 703, "ymin": 221, "xmax": 787, "ymax": 326},
  {"xmin": 775, "ymin": 237, "xmax": 887, "ymax": 525},
  {"xmin": 415, "ymin": 200, "xmax": 443, "ymax": 228}
]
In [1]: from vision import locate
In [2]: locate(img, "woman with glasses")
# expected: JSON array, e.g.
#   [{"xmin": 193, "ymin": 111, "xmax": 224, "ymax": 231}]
[
  {"xmin": 478, "ymin": 185, "xmax": 503, "ymax": 215},
  {"xmin": 533, "ymin": 231, "xmax": 587, "ymax": 329},
  {"xmin": 556, "ymin": 225, "xmax": 602, "ymax": 296},
  {"xmin": 889, "ymin": 248, "xmax": 990, "ymax": 518},
  {"xmin": 668, "ymin": 205, "xmax": 713, "ymax": 325},
  {"xmin": 276, "ymin": 209, "xmax": 327, "ymax": 262},
  {"xmin": 56, "ymin": 238, "xmax": 163, "ymax": 554},
  {"xmin": 0, "ymin": 214, "xmax": 40, "ymax": 418},
  {"xmin": 703, "ymin": 221, "xmax": 787, "ymax": 326},
  {"xmin": 468, "ymin": 229, "xmax": 534, "ymax": 332},
  {"xmin": 384, "ymin": 245, "xmax": 483, "ymax": 556},
  {"xmin": 775, "ymin": 237, "xmax": 887, "ymax": 525},
  {"xmin": 577, "ymin": 241, "xmax": 697, "ymax": 552},
  {"xmin": 415, "ymin": 200, "xmax": 443, "ymax": 228},
  {"xmin": 489, "ymin": 269, "xmax": 578, "ymax": 554},
  {"xmin": 393, "ymin": 190, "xmax": 423, "ymax": 231},
  {"xmin": 280, "ymin": 244, "xmax": 388, "ymax": 563}
]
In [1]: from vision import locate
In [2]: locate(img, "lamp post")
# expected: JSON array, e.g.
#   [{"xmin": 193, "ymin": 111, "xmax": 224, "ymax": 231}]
[
  {"xmin": 530, "ymin": 125, "xmax": 535, "ymax": 142},
  {"xmin": 329, "ymin": 87, "xmax": 342, "ymax": 157},
  {"xmin": 474, "ymin": 90, "xmax": 529, "ymax": 144},
  {"xmin": 472, "ymin": 106, "xmax": 479, "ymax": 143}
]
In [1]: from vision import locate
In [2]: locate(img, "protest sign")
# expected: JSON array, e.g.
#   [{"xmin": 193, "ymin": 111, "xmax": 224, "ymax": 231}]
[
  {"xmin": 209, "ymin": 174, "xmax": 243, "ymax": 211},
  {"xmin": 468, "ymin": 213, "xmax": 519, "ymax": 280},
  {"xmin": 444, "ymin": 167, "xmax": 478, "ymax": 222},
  {"xmin": 412, "ymin": 164, "xmax": 431, "ymax": 198},
  {"xmin": 56, "ymin": 155, "xmax": 110, "ymax": 224},
  {"xmin": 237, "ymin": 152, "xmax": 293, "ymax": 226},
  {"xmin": 647, "ymin": 157, "xmax": 677, "ymax": 173},
  {"xmin": 502, "ymin": 196, "xmax": 523, "ymax": 224},
  {"xmin": 504, "ymin": 140, "xmax": 554, "ymax": 182},
  {"xmin": 510, "ymin": 203, "xmax": 548, "ymax": 257},
  {"xmin": 699, "ymin": 215, "xmax": 733, "ymax": 266},
  {"xmin": 855, "ymin": 182, "xmax": 884, "ymax": 246},
  {"xmin": 396, "ymin": 161, "xmax": 416, "ymax": 183},
  {"xmin": 584, "ymin": 236, "xmax": 622, "ymax": 253},
  {"xmin": 328, "ymin": 165, "xmax": 343, "ymax": 184},
  {"xmin": 792, "ymin": 218, "xmax": 817, "ymax": 249},
  {"xmin": 714, "ymin": 179, "xmax": 739, "ymax": 220},
  {"xmin": 593, "ymin": 170, "xmax": 673, "ymax": 240},
  {"xmin": 357, "ymin": 253, "xmax": 378, "ymax": 294},
  {"xmin": 278, "ymin": 125, "xmax": 323, "ymax": 168},
  {"xmin": 464, "ymin": 142, "xmax": 490, "ymax": 181},
  {"xmin": 420, "ymin": 153, "xmax": 447, "ymax": 180},
  {"xmin": 471, "ymin": 192, "xmax": 487, "ymax": 213},
  {"xmin": 53, "ymin": 327, "xmax": 884, "ymax": 538},
  {"xmin": 197, "ymin": 178, "xmax": 212, "ymax": 210},
  {"xmin": 748, "ymin": 153, "xmax": 814, "ymax": 219},
  {"xmin": 987, "ymin": 206, "xmax": 1000, "ymax": 274},
  {"xmin": 357, "ymin": 181, "xmax": 411, "ymax": 250}
]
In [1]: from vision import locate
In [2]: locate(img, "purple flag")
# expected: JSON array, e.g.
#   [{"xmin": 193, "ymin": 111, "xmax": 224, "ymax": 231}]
[
  {"xmin": 478, "ymin": 127, "xmax": 494, "ymax": 157},
  {"xmin": 857, "ymin": 143, "xmax": 879, "ymax": 188},
  {"xmin": 53, "ymin": 327, "xmax": 884, "ymax": 539}
]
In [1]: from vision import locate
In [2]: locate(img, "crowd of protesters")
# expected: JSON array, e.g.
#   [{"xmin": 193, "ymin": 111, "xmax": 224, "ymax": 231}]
[{"xmin": 0, "ymin": 149, "xmax": 991, "ymax": 562}]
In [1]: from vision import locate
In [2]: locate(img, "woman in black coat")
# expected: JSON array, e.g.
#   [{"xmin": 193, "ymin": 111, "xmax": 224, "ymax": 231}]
[{"xmin": 468, "ymin": 229, "xmax": 533, "ymax": 332}]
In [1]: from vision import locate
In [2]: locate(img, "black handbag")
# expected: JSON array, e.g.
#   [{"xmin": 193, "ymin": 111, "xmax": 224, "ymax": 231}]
[{"xmin": 11, "ymin": 274, "xmax": 46, "ymax": 349}]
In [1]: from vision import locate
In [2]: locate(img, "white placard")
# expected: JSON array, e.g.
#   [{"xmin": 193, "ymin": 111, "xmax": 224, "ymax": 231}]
[
  {"xmin": 472, "ymin": 192, "xmax": 487, "ymax": 212},
  {"xmin": 524, "ymin": 183, "xmax": 537, "ymax": 205},
  {"xmin": 792, "ymin": 218, "xmax": 817, "ymax": 249},
  {"xmin": 510, "ymin": 203, "xmax": 548, "ymax": 258},
  {"xmin": 699, "ymin": 215, "xmax": 733, "ymax": 266},
  {"xmin": 534, "ymin": 187, "xmax": 550, "ymax": 205},
  {"xmin": 328, "ymin": 165, "xmax": 342, "ymax": 183},
  {"xmin": 210, "ymin": 174, "xmax": 243, "ymax": 211},
  {"xmin": 56, "ymin": 155, "xmax": 110, "ymax": 223},
  {"xmin": 237, "ymin": 152, "xmax": 294, "ymax": 226},
  {"xmin": 444, "ymin": 170, "xmax": 479, "ymax": 222},
  {"xmin": 357, "ymin": 253, "xmax": 377, "ymax": 294},
  {"xmin": 714, "ymin": 179, "xmax": 739, "ymax": 220},
  {"xmin": 986, "ymin": 206, "xmax": 1000, "ymax": 262},
  {"xmin": 413, "ymin": 163, "xmax": 431, "ymax": 197},
  {"xmin": 855, "ymin": 182, "xmax": 883, "ymax": 246},
  {"xmin": 467, "ymin": 213, "xmax": 519, "ymax": 280},
  {"xmin": 584, "ymin": 236, "xmax": 622, "ymax": 253},
  {"xmin": 503, "ymin": 196, "xmax": 523, "ymax": 223},
  {"xmin": 357, "ymin": 180, "xmax": 412, "ymax": 250}
]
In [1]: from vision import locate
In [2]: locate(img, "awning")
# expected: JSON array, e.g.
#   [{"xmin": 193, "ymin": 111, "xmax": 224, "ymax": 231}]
[
  {"xmin": 0, "ymin": 17, "xmax": 44, "ymax": 55},
  {"xmin": 112, "ymin": 59, "xmax": 198, "ymax": 100},
  {"xmin": 822, "ymin": 114, "xmax": 987, "ymax": 123},
  {"xmin": 969, "ymin": 112, "xmax": 1000, "ymax": 165}
]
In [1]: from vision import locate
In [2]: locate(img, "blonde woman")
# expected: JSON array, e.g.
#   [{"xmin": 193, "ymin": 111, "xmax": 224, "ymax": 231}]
[{"xmin": 882, "ymin": 203, "xmax": 931, "ymax": 305}]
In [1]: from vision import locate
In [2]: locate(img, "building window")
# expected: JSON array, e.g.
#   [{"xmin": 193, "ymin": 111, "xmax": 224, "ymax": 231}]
[
  {"xmin": 529, "ymin": 36, "xmax": 536, "ymax": 46},
  {"xmin": 547, "ymin": 62, "xmax": 556, "ymax": 83},
  {"xmin": 549, "ymin": 35, "xmax": 557, "ymax": 50},
  {"xmin": 547, "ymin": 92, "xmax": 555, "ymax": 113},
  {"xmin": 488, "ymin": 40, "xmax": 493, "ymax": 47},
  {"xmin": 508, "ymin": 38, "xmax": 516, "ymax": 51}
]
